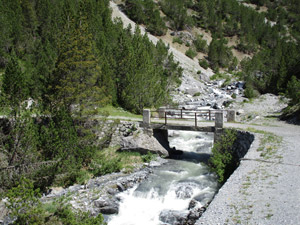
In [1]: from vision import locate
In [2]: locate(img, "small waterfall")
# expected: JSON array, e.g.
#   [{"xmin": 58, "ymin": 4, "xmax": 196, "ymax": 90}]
[{"xmin": 108, "ymin": 131, "xmax": 218, "ymax": 225}]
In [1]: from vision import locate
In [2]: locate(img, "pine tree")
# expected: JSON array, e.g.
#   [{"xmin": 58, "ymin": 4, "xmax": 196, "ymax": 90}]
[
  {"xmin": 2, "ymin": 55, "xmax": 29, "ymax": 110},
  {"xmin": 53, "ymin": 15, "xmax": 109, "ymax": 115}
]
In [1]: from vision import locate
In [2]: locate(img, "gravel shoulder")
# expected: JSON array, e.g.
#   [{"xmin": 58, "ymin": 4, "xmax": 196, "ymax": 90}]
[{"xmin": 196, "ymin": 121, "xmax": 300, "ymax": 225}]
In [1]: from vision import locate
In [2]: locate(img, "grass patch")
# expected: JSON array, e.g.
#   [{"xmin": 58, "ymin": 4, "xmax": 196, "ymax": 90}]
[
  {"xmin": 89, "ymin": 146, "xmax": 155, "ymax": 176},
  {"xmin": 185, "ymin": 48, "xmax": 197, "ymax": 59},
  {"xmin": 97, "ymin": 105, "xmax": 142, "ymax": 119},
  {"xmin": 210, "ymin": 72, "xmax": 231, "ymax": 86},
  {"xmin": 246, "ymin": 128, "xmax": 282, "ymax": 160},
  {"xmin": 172, "ymin": 37, "xmax": 183, "ymax": 45}
]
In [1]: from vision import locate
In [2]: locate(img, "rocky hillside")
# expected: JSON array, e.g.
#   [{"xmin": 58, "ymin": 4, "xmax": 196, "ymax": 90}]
[{"xmin": 112, "ymin": 0, "xmax": 300, "ymax": 121}]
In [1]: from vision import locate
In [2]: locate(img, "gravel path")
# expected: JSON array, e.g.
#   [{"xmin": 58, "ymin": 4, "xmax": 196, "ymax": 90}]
[{"xmin": 194, "ymin": 120, "xmax": 300, "ymax": 225}]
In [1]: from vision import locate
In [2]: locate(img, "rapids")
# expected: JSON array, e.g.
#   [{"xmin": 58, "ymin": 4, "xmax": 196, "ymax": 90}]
[{"xmin": 108, "ymin": 130, "xmax": 218, "ymax": 225}]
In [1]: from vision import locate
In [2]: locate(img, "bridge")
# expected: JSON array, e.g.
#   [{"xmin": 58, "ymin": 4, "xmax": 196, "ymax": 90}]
[{"xmin": 140, "ymin": 107, "xmax": 236, "ymax": 143}]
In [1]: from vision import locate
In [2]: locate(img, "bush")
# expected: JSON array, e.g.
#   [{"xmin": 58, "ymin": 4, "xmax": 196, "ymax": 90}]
[
  {"xmin": 173, "ymin": 37, "xmax": 184, "ymax": 45},
  {"xmin": 193, "ymin": 92, "xmax": 201, "ymax": 97},
  {"xmin": 199, "ymin": 59, "xmax": 209, "ymax": 69},
  {"xmin": 141, "ymin": 151, "xmax": 156, "ymax": 162},
  {"xmin": 209, "ymin": 129, "xmax": 237, "ymax": 183},
  {"xmin": 244, "ymin": 86, "xmax": 259, "ymax": 99},
  {"xmin": 185, "ymin": 48, "xmax": 197, "ymax": 59},
  {"xmin": 193, "ymin": 35, "xmax": 208, "ymax": 53}
]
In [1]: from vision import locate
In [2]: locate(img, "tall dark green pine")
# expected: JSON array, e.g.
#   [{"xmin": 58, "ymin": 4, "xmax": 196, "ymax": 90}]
[
  {"xmin": 54, "ymin": 15, "xmax": 109, "ymax": 115},
  {"xmin": 2, "ymin": 55, "xmax": 29, "ymax": 111}
]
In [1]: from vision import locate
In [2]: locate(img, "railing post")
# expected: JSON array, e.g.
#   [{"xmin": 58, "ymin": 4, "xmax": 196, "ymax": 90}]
[
  {"xmin": 143, "ymin": 109, "xmax": 151, "ymax": 125},
  {"xmin": 209, "ymin": 110, "xmax": 211, "ymax": 121},
  {"xmin": 180, "ymin": 109, "xmax": 183, "ymax": 119},
  {"xmin": 158, "ymin": 107, "xmax": 166, "ymax": 119},
  {"xmin": 165, "ymin": 112, "xmax": 167, "ymax": 125},
  {"xmin": 215, "ymin": 111, "xmax": 224, "ymax": 128},
  {"xmin": 195, "ymin": 113, "xmax": 197, "ymax": 127},
  {"xmin": 227, "ymin": 110, "xmax": 236, "ymax": 122}
]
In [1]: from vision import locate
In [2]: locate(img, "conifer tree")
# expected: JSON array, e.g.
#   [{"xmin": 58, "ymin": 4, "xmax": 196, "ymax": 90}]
[{"xmin": 53, "ymin": 14, "xmax": 109, "ymax": 115}]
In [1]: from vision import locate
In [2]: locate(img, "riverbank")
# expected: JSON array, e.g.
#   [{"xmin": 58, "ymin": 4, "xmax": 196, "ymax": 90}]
[{"xmin": 196, "ymin": 120, "xmax": 300, "ymax": 224}]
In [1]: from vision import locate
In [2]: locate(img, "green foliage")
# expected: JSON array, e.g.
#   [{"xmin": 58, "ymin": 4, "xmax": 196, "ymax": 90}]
[
  {"xmin": 161, "ymin": 0, "xmax": 193, "ymax": 30},
  {"xmin": 53, "ymin": 15, "xmax": 109, "ymax": 115},
  {"xmin": 210, "ymin": 73, "xmax": 231, "ymax": 86},
  {"xmin": 5, "ymin": 178, "xmax": 105, "ymax": 224},
  {"xmin": 124, "ymin": 0, "xmax": 167, "ymax": 36},
  {"xmin": 5, "ymin": 178, "xmax": 45, "ymax": 225},
  {"xmin": 209, "ymin": 129, "xmax": 237, "ymax": 183},
  {"xmin": 286, "ymin": 76, "xmax": 300, "ymax": 105},
  {"xmin": 208, "ymin": 37, "xmax": 234, "ymax": 70},
  {"xmin": 141, "ymin": 151, "xmax": 156, "ymax": 163},
  {"xmin": 2, "ymin": 55, "xmax": 29, "ymax": 110},
  {"xmin": 172, "ymin": 37, "xmax": 184, "ymax": 45},
  {"xmin": 244, "ymin": 86, "xmax": 259, "ymax": 99},
  {"xmin": 199, "ymin": 59, "xmax": 209, "ymax": 69},
  {"xmin": 193, "ymin": 92, "xmax": 201, "ymax": 97},
  {"xmin": 53, "ymin": 203, "xmax": 105, "ymax": 225},
  {"xmin": 185, "ymin": 48, "xmax": 197, "ymax": 59},
  {"xmin": 193, "ymin": 35, "xmax": 208, "ymax": 53}
]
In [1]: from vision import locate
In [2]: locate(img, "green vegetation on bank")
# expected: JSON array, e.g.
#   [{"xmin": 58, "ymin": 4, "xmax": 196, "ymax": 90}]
[
  {"xmin": 5, "ymin": 178, "xmax": 106, "ymax": 224},
  {"xmin": 209, "ymin": 129, "xmax": 238, "ymax": 183}
]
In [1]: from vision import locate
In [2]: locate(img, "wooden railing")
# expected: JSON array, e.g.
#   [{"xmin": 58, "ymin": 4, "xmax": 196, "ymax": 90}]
[
  {"xmin": 149, "ymin": 108, "xmax": 233, "ymax": 127},
  {"xmin": 143, "ymin": 108, "xmax": 235, "ymax": 128}
]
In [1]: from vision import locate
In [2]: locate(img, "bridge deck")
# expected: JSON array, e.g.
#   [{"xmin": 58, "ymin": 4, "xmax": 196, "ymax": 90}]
[{"xmin": 140, "ymin": 122, "xmax": 216, "ymax": 132}]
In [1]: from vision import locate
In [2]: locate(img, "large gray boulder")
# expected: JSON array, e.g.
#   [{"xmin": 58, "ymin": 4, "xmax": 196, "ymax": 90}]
[{"xmin": 119, "ymin": 131, "xmax": 169, "ymax": 157}]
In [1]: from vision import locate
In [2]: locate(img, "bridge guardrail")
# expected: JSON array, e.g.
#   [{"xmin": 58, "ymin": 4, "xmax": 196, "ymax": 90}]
[{"xmin": 143, "ymin": 107, "xmax": 235, "ymax": 128}]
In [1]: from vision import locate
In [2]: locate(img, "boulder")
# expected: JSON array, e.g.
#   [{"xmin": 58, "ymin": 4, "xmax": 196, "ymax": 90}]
[
  {"xmin": 0, "ymin": 199, "xmax": 8, "ymax": 224},
  {"xmin": 94, "ymin": 196, "xmax": 119, "ymax": 215},
  {"xmin": 175, "ymin": 185, "xmax": 193, "ymax": 199},
  {"xmin": 159, "ymin": 210, "xmax": 188, "ymax": 225},
  {"xmin": 237, "ymin": 109, "xmax": 245, "ymax": 115},
  {"xmin": 119, "ymin": 131, "xmax": 169, "ymax": 157}
]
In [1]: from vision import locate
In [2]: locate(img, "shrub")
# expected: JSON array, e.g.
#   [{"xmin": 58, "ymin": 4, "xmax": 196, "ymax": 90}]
[
  {"xmin": 209, "ymin": 129, "xmax": 237, "ymax": 183},
  {"xmin": 172, "ymin": 37, "xmax": 184, "ymax": 45},
  {"xmin": 141, "ymin": 151, "xmax": 156, "ymax": 162},
  {"xmin": 193, "ymin": 92, "xmax": 201, "ymax": 97},
  {"xmin": 199, "ymin": 59, "xmax": 209, "ymax": 69},
  {"xmin": 244, "ymin": 86, "xmax": 259, "ymax": 99},
  {"xmin": 185, "ymin": 48, "xmax": 197, "ymax": 59},
  {"xmin": 193, "ymin": 35, "xmax": 208, "ymax": 53}
]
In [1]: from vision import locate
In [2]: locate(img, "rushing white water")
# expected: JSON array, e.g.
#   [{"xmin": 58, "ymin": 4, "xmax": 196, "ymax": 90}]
[{"xmin": 108, "ymin": 131, "xmax": 218, "ymax": 225}]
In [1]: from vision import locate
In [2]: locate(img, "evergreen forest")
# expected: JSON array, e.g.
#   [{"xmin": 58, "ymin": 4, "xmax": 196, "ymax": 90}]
[{"xmin": 0, "ymin": 0, "xmax": 182, "ymax": 223}]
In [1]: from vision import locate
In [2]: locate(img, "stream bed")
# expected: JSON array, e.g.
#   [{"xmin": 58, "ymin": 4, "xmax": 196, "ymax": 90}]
[{"xmin": 108, "ymin": 130, "xmax": 219, "ymax": 225}]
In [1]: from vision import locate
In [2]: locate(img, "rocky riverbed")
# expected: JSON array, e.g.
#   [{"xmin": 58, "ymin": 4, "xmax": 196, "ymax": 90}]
[{"xmin": 41, "ymin": 157, "xmax": 168, "ymax": 218}]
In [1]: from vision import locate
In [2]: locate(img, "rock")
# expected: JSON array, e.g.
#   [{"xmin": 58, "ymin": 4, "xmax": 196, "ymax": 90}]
[
  {"xmin": 0, "ymin": 199, "xmax": 8, "ymax": 224},
  {"xmin": 188, "ymin": 199, "xmax": 198, "ymax": 210},
  {"xmin": 99, "ymin": 206, "xmax": 119, "ymax": 215},
  {"xmin": 159, "ymin": 210, "xmax": 188, "ymax": 225},
  {"xmin": 116, "ymin": 183, "xmax": 125, "ymax": 192},
  {"xmin": 119, "ymin": 130, "xmax": 169, "ymax": 157},
  {"xmin": 237, "ymin": 109, "xmax": 245, "ymax": 115},
  {"xmin": 175, "ymin": 185, "xmax": 193, "ymax": 199},
  {"xmin": 187, "ymin": 206, "xmax": 206, "ymax": 223},
  {"xmin": 236, "ymin": 81, "xmax": 245, "ymax": 89},
  {"xmin": 94, "ymin": 196, "xmax": 119, "ymax": 215}
]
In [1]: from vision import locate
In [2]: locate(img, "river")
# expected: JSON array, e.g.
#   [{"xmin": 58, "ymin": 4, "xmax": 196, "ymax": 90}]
[{"xmin": 108, "ymin": 130, "xmax": 219, "ymax": 225}]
